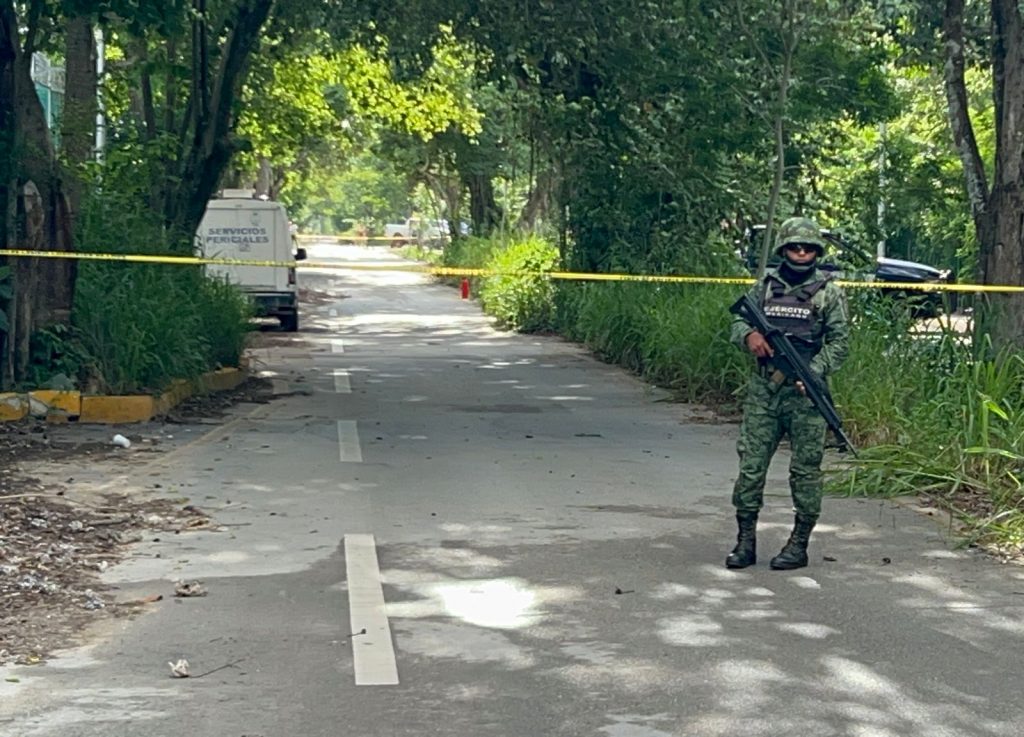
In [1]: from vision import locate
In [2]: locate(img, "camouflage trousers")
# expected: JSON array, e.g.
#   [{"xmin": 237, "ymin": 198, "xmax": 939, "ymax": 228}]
[{"xmin": 732, "ymin": 374, "xmax": 827, "ymax": 520}]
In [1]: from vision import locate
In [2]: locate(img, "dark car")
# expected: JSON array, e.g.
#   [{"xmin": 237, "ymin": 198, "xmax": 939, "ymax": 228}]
[{"xmin": 742, "ymin": 225, "xmax": 955, "ymax": 314}]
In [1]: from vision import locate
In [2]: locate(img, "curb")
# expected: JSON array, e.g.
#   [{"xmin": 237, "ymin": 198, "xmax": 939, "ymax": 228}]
[{"xmin": 0, "ymin": 368, "xmax": 247, "ymax": 425}]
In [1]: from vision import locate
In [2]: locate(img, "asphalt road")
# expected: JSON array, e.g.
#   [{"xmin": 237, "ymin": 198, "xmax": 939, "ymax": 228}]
[{"xmin": 1, "ymin": 243, "xmax": 1022, "ymax": 737}]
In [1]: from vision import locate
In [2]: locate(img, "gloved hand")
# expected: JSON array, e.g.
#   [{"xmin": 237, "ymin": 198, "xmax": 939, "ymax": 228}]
[{"xmin": 745, "ymin": 331, "xmax": 774, "ymax": 359}]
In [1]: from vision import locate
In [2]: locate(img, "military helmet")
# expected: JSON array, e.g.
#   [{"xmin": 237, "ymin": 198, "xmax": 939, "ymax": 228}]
[{"xmin": 775, "ymin": 216, "xmax": 826, "ymax": 257}]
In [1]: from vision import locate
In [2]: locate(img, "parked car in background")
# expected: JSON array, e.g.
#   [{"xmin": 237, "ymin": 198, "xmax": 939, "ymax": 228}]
[
  {"xmin": 198, "ymin": 189, "xmax": 307, "ymax": 332},
  {"xmin": 742, "ymin": 225, "xmax": 955, "ymax": 315},
  {"xmin": 384, "ymin": 217, "xmax": 448, "ymax": 247}
]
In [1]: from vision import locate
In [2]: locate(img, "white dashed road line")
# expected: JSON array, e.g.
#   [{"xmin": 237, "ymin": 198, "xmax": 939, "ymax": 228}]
[
  {"xmin": 331, "ymin": 339, "xmax": 345, "ymax": 354},
  {"xmin": 337, "ymin": 420, "xmax": 363, "ymax": 462},
  {"xmin": 344, "ymin": 534, "xmax": 400, "ymax": 686},
  {"xmin": 333, "ymin": 369, "xmax": 352, "ymax": 394}
]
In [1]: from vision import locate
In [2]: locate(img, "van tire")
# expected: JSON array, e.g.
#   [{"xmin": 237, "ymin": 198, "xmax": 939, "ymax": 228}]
[{"xmin": 280, "ymin": 313, "xmax": 299, "ymax": 332}]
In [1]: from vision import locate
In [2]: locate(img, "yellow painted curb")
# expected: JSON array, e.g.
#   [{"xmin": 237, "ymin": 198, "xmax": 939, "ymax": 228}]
[
  {"xmin": 155, "ymin": 379, "xmax": 192, "ymax": 416},
  {"xmin": 80, "ymin": 395, "xmax": 157, "ymax": 424},
  {"xmin": 0, "ymin": 393, "xmax": 28, "ymax": 421},
  {"xmin": 199, "ymin": 368, "xmax": 246, "ymax": 393},
  {"xmin": 3, "ymin": 368, "xmax": 249, "ymax": 424},
  {"xmin": 30, "ymin": 390, "xmax": 82, "ymax": 417}
]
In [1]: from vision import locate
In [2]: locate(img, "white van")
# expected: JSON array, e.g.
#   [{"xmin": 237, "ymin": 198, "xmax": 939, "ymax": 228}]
[{"xmin": 198, "ymin": 190, "xmax": 307, "ymax": 331}]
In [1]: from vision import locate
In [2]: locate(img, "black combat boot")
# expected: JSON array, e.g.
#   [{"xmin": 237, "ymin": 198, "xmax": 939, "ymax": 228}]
[
  {"xmin": 770, "ymin": 515, "xmax": 816, "ymax": 570},
  {"xmin": 725, "ymin": 512, "xmax": 758, "ymax": 569}
]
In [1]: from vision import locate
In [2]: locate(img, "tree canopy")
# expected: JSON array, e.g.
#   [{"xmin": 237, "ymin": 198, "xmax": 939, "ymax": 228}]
[{"xmin": 4, "ymin": 0, "xmax": 1024, "ymax": 376}]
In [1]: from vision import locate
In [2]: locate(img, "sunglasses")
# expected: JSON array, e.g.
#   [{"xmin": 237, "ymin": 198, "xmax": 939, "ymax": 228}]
[{"xmin": 784, "ymin": 244, "xmax": 817, "ymax": 254}]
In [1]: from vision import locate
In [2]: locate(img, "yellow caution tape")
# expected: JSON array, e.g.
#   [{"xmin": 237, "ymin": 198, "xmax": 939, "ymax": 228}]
[{"xmin": 0, "ymin": 247, "xmax": 1018, "ymax": 293}]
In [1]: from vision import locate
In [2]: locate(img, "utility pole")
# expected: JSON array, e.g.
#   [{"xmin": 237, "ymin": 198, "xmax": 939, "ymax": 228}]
[
  {"xmin": 877, "ymin": 121, "xmax": 886, "ymax": 260},
  {"xmin": 95, "ymin": 27, "xmax": 106, "ymax": 161}
]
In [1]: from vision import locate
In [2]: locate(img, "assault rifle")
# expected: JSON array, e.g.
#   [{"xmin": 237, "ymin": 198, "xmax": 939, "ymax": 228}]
[{"xmin": 729, "ymin": 293, "xmax": 857, "ymax": 456}]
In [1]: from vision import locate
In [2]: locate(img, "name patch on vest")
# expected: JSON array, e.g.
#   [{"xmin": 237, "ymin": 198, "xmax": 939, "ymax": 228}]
[{"xmin": 764, "ymin": 304, "xmax": 812, "ymax": 320}]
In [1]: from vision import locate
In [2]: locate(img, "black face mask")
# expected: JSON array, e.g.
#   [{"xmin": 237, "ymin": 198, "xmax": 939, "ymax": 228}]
[{"xmin": 780, "ymin": 258, "xmax": 816, "ymax": 283}]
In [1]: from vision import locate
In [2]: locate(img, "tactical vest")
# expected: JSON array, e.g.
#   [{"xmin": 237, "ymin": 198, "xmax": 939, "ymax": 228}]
[{"xmin": 761, "ymin": 272, "xmax": 829, "ymax": 360}]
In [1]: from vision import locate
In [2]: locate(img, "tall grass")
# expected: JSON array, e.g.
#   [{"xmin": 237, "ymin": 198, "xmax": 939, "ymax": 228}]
[
  {"xmin": 557, "ymin": 282, "xmax": 748, "ymax": 403},
  {"xmin": 835, "ymin": 315, "xmax": 1024, "ymax": 549},
  {"xmin": 27, "ymin": 160, "xmax": 254, "ymax": 394}
]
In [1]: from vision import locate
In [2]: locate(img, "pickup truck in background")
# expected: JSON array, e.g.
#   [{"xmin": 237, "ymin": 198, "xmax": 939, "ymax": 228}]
[{"xmin": 383, "ymin": 217, "xmax": 448, "ymax": 247}]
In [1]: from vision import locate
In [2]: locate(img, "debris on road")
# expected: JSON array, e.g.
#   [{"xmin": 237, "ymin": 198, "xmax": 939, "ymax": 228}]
[
  {"xmin": 165, "ymin": 377, "xmax": 274, "ymax": 423},
  {"xmin": 0, "ymin": 374, "xmax": 281, "ymax": 669},
  {"xmin": 0, "ymin": 488, "xmax": 218, "ymax": 666},
  {"xmin": 168, "ymin": 658, "xmax": 191, "ymax": 678},
  {"xmin": 174, "ymin": 580, "xmax": 207, "ymax": 598}
]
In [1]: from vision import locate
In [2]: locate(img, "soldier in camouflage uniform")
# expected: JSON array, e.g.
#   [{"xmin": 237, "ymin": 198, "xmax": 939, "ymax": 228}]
[{"xmin": 726, "ymin": 216, "xmax": 850, "ymax": 570}]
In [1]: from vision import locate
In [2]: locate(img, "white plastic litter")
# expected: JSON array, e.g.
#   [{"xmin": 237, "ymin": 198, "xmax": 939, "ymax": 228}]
[{"xmin": 112, "ymin": 434, "xmax": 131, "ymax": 449}]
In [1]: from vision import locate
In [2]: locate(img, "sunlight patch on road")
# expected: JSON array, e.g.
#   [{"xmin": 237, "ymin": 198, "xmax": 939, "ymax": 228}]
[
  {"xmin": 207, "ymin": 550, "xmax": 251, "ymax": 563},
  {"xmin": 657, "ymin": 614, "xmax": 732, "ymax": 647},
  {"xmin": 789, "ymin": 576, "xmax": 822, "ymax": 590},
  {"xmin": 535, "ymin": 395, "xmax": 595, "ymax": 402},
  {"xmin": 776, "ymin": 622, "xmax": 839, "ymax": 639},
  {"xmin": 386, "ymin": 574, "xmax": 579, "ymax": 630}
]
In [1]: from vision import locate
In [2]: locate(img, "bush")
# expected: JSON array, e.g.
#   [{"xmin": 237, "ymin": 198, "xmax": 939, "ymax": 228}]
[
  {"xmin": 44, "ymin": 160, "xmax": 255, "ymax": 394},
  {"xmin": 196, "ymin": 275, "xmax": 254, "ymax": 369},
  {"xmin": 70, "ymin": 264, "xmax": 254, "ymax": 394},
  {"xmin": 479, "ymin": 237, "xmax": 560, "ymax": 332},
  {"xmin": 441, "ymin": 235, "xmax": 502, "ymax": 271}
]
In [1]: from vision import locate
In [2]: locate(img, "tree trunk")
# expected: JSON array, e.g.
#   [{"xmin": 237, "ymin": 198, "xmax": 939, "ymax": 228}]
[
  {"xmin": 519, "ymin": 168, "xmax": 555, "ymax": 231},
  {"xmin": 62, "ymin": 14, "xmax": 98, "ymax": 219},
  {"xmin": 1, "ymin": 4, "xmax": 16, "ymax": 387},
  {"xmin": 755, "ymin": 0, "xmax": 798, "ymax": 280},
  {"xmin": 255, "ymin": 156, "xmax": 273, "ymax": 198},
  {"xmin": 166, "ymin": 0, "xmax": 274, "ymax": 248},
  {"xmin": 465, "ymin": 172, "xmax": 501, "ymax": 237},
  {"xmin": 982, "ymin": 1, "xmax": 1024, "ymax": 344},
  {"xmin": 943, "ymin": 0, "xmax": 1024, "ymax": 346},
  {"xmin": 0, "ymin": 0, "xmax": 75, "ymax": 387}
]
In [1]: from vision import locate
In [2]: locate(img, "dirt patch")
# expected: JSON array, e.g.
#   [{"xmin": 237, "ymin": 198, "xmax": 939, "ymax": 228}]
[
  {"xmin": 0, "ymin": 488, "xmax": 217, "ymax": 666},
  {"xmin": 0, "ymin": 377, "xmax": 279, "ymax": 667},
  {"xmin": 165, "ymin": 376, "xmax": 274, "ymax": 423}
]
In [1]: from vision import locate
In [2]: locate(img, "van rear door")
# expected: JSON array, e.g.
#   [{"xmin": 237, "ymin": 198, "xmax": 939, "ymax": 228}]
[{"xmin": 200, "ymin": 200, "xmax": 288, "ymax": 292}]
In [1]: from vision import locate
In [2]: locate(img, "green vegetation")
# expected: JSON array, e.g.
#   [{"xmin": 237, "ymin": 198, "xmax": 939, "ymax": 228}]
[
  {"xmin": 32, "ymin": 165, "xmax": 254, "ymax": 395},
  {"xmin": 70, "ymin": 264, "xmax": 252, "ymax": 395}
]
